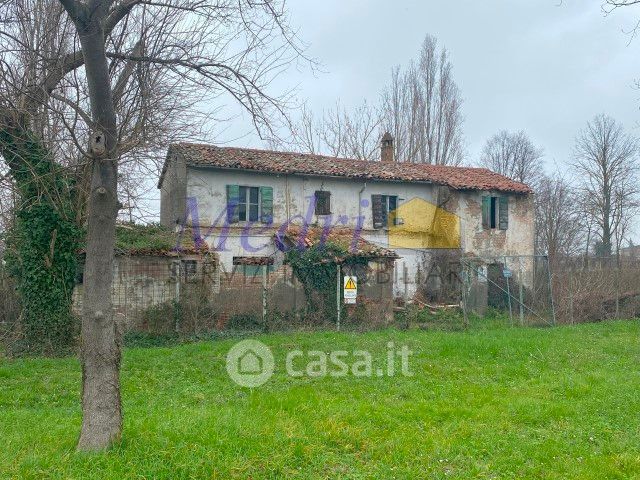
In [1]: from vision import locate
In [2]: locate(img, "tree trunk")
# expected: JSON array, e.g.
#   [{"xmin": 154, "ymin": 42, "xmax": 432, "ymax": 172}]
[{"xmin": 75, "ymin": 20, "xmax": 122, "ymax": 451}]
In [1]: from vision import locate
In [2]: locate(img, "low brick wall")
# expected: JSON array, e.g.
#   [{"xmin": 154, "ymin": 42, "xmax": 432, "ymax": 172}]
[{"xmin": 73, "ymin": 255, "xmax": 395, "ymax": 333}]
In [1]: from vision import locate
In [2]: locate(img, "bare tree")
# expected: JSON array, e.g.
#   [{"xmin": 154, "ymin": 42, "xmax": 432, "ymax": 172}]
[
  {"xmin": 1, "ymin": 0, "xmax": 296, "ymax": 222},
  {"xmin": 381, "ymin": 35, "xmax": 465, "ymax": 165},
  {"xmin": 577, "ymin": 191, "xmax": 600, "ymax": 259},
  {"xmin": 479, "ymin": 130, "xmax": 544, "ymax": 188},
  {"xmin": 611, "ymin": 180, "xmax": 640, "ymax": 257},
  {"xmin": 322, "ymin": 101, "xmax": 380, "ymax": 159},
  {"xmin": 535, "ymin": 174, "xmax": 584, "ymax": 264},
  {"xmin": 278, "ymin": 34, "xmax": 465, "ymax": 165},
  {"xmin": 1, "ymin": 0, "xmax": 308, "ymax": 450},
  {"xmin": 602, "ymin": 1, "xmax": 640, "ymax": 39},
  {"xmin": 273, "ymin": 100, "xmax": 381, "ymax": 159},
  {"xmin": 572, "ymin": 114, "xmax": 639, "ymax": 258},
  {"xmin": 271, "ymin": 103, "xmax": 323, "ymax": 154}
]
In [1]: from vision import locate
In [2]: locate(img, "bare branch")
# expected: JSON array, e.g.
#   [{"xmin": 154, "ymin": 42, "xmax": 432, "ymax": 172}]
[
  {"xmin": 479, "ymin": 130, "xmax": 544, "ymax": 188},
  {"xmin": 572, "ymin": 114, "xmax": 639, "ymax": 257}
]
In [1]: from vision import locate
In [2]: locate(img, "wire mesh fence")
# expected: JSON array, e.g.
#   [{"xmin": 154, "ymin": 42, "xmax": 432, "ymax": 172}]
[
  {"xmin": 551, "ymin": 256, "xmax": 640, "ymax": 324},
  {"xmin": 459, "ymin": 255, "xmax": 555, "ymax": 327},
  {"xmin": 71, "ymin": 255, "xmax": 395, "ymax": 336},
  {"xmin": 2, "ymin": 252, "xmax": 638, "ymax": 346}
]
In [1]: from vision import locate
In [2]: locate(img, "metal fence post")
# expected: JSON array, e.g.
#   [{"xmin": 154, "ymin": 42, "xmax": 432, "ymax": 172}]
[
  {"xmin": 568, "ymin": 269, "xmax": 574, "ymax": 325},
  {"xmin": 505, "ymin": 257, "xmax": 513, "ymax": 326},
  {"xmin": 403, "ymin": 262, "xmax": 409, "ymax": 307},
  {"xmin": 546, "ymin": 255, "xmax": 557, "ymax": 325},
  {"xmin": 615, "ymin": 264, "xmax": 621, "ymax": 319},
  {"xmin": 262, "ymin": 264, "xmax": 268, "ymax": 330},
  {"xmin": 336, "ymin": 263, "xmax": 341, "ymax": 332},
  {"xmin": 461, "ymin": 264, "xmax": 469, "ymax": 329},
  {"xmin": 175, "ymin": 260, "xmax": 181, "ymax": 333},
  {"xmin": 518, "ymin": 264, "xmax": 524, "ymax": 326}
]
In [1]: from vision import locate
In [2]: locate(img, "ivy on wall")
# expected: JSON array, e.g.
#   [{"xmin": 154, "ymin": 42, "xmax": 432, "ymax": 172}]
[
  {"xmin": 285, "ymin": 242, "xmax": 368, "ymax": 321},
  {"xmin": 1, "ymin": 127, "xmax": 82, "ymax": 355}
]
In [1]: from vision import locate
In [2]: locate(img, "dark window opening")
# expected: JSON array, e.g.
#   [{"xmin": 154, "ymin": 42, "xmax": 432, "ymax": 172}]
[
  {"xmin": 482, "ymin": 195, "xmax": 509, "ymax": 230},
  {"xmin": 169, "ymin": 259, "xmax": 198, "ymax": 282},
  {"xmin": 371, "ymin": 194, "xmax": 400, "ymax": 229},
  {"xmin": 183, "ymin": 260, "xmax": 198, "ymax": 282},
  {"xmin": 381, "ymin": 195, "xmax": 398, "ymax": 227},
  {"xmin": 76, "ymin": 263, "xmax": 85, "ymax": 284},
  {"xmin": 314, "ymin": 190, "xmax": 331, "ymax": 215},
  {"xmin": 183, "ymin": 260, "xmax": 197, "ymax": 278},
  {"xmin": 490, "ymin": 196, "xmax": 497, "ymax": 229}
]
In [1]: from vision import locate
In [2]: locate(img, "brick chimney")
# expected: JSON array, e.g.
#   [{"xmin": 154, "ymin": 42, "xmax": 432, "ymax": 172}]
[{"xmin": 381, "ymin": 132, "xmax": 394, "ymax": 163}]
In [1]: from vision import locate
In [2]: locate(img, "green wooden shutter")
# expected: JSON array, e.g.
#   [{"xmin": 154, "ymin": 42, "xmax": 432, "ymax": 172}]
[
  {"xmin": 481, "ymin": 196, "xmax": 491, "ymax": 229},
  {"xmin": 498, "ymin": 196, "xmax": 509, "ymax": 230},
  {"xmin": 371, "ymin": 195, "xmax": 384, "ymax": 229},
  {"xmin": 260, "ymin": 186, "xmax": 273, "ymax": 223},
  {"xmin": 226, "ymin": 184, "xmax": 240, "ymax": 223}
]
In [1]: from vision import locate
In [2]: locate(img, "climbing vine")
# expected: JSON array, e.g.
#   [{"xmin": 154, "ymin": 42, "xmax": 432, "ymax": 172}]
[
  {"xmin": 285, "ymin": 242, "xmax": 368, "ymax": 321},
  {"xmin": 1, "ymin": 126, "xmax": 82, "ymax": 355}
]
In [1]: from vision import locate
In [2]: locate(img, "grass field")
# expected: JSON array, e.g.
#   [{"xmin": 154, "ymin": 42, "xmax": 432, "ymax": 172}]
[{"xmin": 1, "ymin": 320, "xmax": 639, "ymax": 479}]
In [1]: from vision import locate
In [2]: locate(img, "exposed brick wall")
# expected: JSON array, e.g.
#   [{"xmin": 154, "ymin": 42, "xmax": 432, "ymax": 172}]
[{"xmin": 73, "ymin": 255, "xmax": 395, "ymax": 332}]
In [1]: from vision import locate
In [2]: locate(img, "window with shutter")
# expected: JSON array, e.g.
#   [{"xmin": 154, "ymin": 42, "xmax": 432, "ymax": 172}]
[
  {"xmin": 371, "ymin": 194, "xmax": 399, "ymax": 229},
  {"xmin": 260, "ymin": 186, "xmax": 273, "ymax": 223},
  {"xmin": 498, "ymin": 196, "xmax": 509, "ymax": 230},
  {"xmin": 314, "ymin": 190, "xmax": 331, "ymax": 215},
  {"xmin": 481, "ymin": 196, "xmax": 490, "ymax": 229},
  {"xmin": 371, "ymin": 194, "xmax": 384, "ymax": 229},
  {"xmin": 228, "ymin": 185, "xmax": 273, "ymax": 223},
  {"xmin": 226, "ymin": 184, "xmax": 240, "ymax": 223},
  {"xmin": 482, "ymin": 195, "xmax": 508, "ymax": 230}
]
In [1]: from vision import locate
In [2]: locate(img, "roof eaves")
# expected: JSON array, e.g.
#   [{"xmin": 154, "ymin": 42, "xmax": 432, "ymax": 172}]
[{"xmin": 166, "ymin": 143, "xmax": 534, "ymax": 195}]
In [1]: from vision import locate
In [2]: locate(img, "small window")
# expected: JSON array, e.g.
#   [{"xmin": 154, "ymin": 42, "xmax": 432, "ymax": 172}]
[
  {"xmin": 372, "ymin": 194, "xmax": 399, "ymax": 229},
  {"xmin": 183, "ymin": 260, "xmax": 197, "ymax": 279},
  {"xmin": 228, "ymin": 185, "xmax": 273, "ymax": 224},
  {"xmin": 482, "ymin": 196, "xmax": 509, "ymax": 230},
  {"xmin": 170, "ymin": 259, "xmax": 198, "ymax": 282},
  {"xmin": 182, "ymin": 260, "xmax": 198, "ymax": 282},
  {"xmin": 315, "ymin": 190, "xmax": 331, "ymax": 215}
]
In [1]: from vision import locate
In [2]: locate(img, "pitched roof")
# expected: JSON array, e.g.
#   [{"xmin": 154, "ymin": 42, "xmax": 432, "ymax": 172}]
[
  {"xmin": 278, "ymin": 226, "xmax": 399, "ymax": 260},
  {"xmin": 161, "ymin": 143, "xmax": 532, "ymax": 194}
]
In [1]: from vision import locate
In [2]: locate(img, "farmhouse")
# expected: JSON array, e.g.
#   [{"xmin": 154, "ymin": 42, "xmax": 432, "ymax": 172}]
[{"xmin": 158, "ymin": 134, "xmax": 534, "ymax": 302}]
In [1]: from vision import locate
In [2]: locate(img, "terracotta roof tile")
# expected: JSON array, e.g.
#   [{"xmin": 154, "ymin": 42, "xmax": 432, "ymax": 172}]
[
  {"xmin": 232, "ymin": 256, "xmax": 274, "ymax": 266},
  {"xmin": 161, "ymin": 143, "xmax": 532, "ymax": 194},
  {"xmin": 278, "ymin": 226, "xmax": 399, "ymax": 260}
]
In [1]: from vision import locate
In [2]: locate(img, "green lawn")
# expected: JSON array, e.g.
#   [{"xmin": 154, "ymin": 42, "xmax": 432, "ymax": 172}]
[{"xmin": 1, "ymin": 321, "xmax": 639, "ymax": 479}]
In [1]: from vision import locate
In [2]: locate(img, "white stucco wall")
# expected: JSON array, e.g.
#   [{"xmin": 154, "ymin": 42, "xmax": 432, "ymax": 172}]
[
  {"xmin": 166, "ymin": 166, "xmax": 534, "ymax": 297},
  {"xmin": 185, "ymin": 167, "xmax": 440, "ymax": 230}
]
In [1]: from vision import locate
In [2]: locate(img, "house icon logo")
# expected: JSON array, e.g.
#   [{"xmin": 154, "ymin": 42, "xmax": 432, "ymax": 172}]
[
  {"xmin": 226, "ymin": 339, "xmax": 275, "ymax": 387},
  {"xmin": 239, "ymin": 349, "xmax": 263, "ymax": 374}
]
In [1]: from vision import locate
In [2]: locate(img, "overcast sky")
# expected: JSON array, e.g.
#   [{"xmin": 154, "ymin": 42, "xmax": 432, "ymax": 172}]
[{"xmin": 215, "ymin": 0, "xmax": 640, "ymax": 174}]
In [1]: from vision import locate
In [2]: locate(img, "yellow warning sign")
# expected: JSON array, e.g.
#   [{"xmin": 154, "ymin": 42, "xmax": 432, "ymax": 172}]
[{"xmin": 343, "ymin": 275, "xmax": 357, "ymax": 302}]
